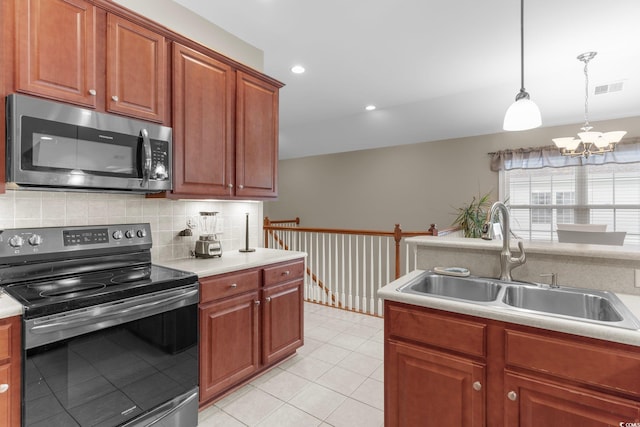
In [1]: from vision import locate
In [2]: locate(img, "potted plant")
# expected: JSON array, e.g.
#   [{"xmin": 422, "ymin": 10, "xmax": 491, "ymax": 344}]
[{"xmin": 452, "ymin": 192, "xmax": 493, "ymax": 238}]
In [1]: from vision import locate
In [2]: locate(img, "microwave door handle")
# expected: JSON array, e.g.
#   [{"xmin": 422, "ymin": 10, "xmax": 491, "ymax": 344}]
[{"xmin": 140, "ymin": 128, "xmax": 152, "ymax": 188}]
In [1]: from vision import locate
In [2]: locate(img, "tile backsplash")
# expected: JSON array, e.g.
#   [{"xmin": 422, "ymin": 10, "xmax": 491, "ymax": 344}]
[{"xmin": 0, "ymin": 190, "xmax": 263, "ymax": 262}]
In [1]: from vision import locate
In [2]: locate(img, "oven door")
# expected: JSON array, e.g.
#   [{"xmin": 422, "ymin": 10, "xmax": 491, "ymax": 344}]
[{"xmin": 22, "ymin": 284, "xmax": 199, "ymax": 427}]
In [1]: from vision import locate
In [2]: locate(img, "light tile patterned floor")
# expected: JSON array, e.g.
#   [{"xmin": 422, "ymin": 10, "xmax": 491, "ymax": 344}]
[{"xmin": 198, "ymin": 302, "xmax": 384, "ymax": 426}]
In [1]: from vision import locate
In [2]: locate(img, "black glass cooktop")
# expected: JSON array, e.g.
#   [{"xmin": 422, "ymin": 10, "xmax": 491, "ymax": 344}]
[{"xmin": 3, "ymin": 264, "xmax": 198, "ymax": 319}]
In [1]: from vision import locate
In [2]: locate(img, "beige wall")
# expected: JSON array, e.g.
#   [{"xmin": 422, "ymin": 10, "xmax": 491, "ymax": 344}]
[
  {"xmin": 113, "ymin": 0, "xmax": 263, "ymax": 71},
  {"xmin": 265, "ymin": 116, "xmax": 640, "ymax": 232}
]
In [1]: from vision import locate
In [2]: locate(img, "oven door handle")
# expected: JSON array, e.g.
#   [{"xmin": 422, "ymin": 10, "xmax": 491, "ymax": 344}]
[{"xmin": 26, "ymin": 286, "xmax": 198, "ymax": 348}]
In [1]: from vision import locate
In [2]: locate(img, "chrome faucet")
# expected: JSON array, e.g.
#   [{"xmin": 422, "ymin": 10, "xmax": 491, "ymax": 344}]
[{"xmin": 481, "ymin": 201, "xmax": 526, "ymax": 281}]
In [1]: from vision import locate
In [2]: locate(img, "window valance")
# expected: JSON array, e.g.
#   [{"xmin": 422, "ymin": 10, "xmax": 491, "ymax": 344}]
[{"xmin": 489, "ymin": 137, "xmax": 640, "ymax": 171}]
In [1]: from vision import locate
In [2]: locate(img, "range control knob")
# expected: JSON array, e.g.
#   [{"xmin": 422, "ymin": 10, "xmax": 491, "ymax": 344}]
[
  {"xmin": 137, "ymin": 229, "xmax": 147, "ymax": 238},
  {"xmin": 8, "ymin": 235, "xmax": 24, "ymax": 248},
  {"xmin": 112, "ymin": 230, "xmax": 123, "ymax": 240},
  {"xmin": 125, "ymin": 230, "xmax": 135, "ymax": 239},
  {"xmin": 28, "ymin": 234, "xmax": 43, "ymax": 246}
]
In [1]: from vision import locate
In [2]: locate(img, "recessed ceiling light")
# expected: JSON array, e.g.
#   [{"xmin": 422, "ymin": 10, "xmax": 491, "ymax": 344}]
[
  {"xmin": 291, "ymin": 65, "xmax": 305, "ymax": 74},
  {"xmin": 365, "ymin": 105, "xmax": 376, "ymax": 111}
]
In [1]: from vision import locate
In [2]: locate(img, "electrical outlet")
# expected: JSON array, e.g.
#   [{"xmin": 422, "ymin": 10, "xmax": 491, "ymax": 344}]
[{"xmin": 215, "ymin": 217, "xmax": 224, "ymax": 234}]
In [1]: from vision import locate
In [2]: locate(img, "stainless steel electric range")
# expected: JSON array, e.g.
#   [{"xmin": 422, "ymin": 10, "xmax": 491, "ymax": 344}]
[{"xmin": 0, "ymin": 224, "xmax": 199, "ymax": 427}]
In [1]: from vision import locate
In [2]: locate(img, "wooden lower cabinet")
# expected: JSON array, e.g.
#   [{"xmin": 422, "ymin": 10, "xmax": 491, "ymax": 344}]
[
  {"xmin": 386, "ymin": 340, "xmax": 485, "ymax": 427},
  {"xmin": 504, "ymin": 372, "xmax": 640, "ymax": 427},
  {"xmin": 0, "ymin": 316, "xmax": 20, "ymax": 427},
  {"xmin": 199, "ymin": 259, "xmax": 304, "ymax": 406},
  {"xmin": 262, "ymin": 279, "xmax": 304, "ymax": 365},
  {"xmin": 199, "ymin": 291, "xmax": 260, "ymax": 402},
  {"xmin": 385, "ymin": 301, "xmax": 640, "ymax": 427}
]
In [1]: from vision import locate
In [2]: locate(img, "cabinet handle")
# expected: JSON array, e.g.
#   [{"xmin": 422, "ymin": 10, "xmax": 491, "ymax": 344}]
[
  {"xmin": 282, "ymin": 270, "xmax": 290, "ymax": 276},
  {"xmin": 507, "ymin": 391, "xmax": 517, "ymax": 401},
  {"xmin": 0, "ymin": 384, "xmax": 8, "ymax": 393},
  {"xmin": 472, "ymin": 381, "xmax": 482, "ymax": 391},
  {"xmin": 254, "ymin": 300, "xmax": 260, "ymax": 305},
  {"xmin": 88, "ymin": 89, "xmax": 97, "ymax": 96},
  {"xmin": 230, "ymin": 283, "xmax": 237, "ymax": 288},
  {"xmin": 265, "ymin": 297, "xmax": 271, "ymax": 302},
  {"xmin": 112, "ymin": 95, "xmax": 119, "ymax": 102},
  {"xmin": 238, "ymin": 185, "xmax": 244, "ymax": 189},
  {"xmin": 228, "ymin": 184, "xmax": 234, "ymax": 189}
]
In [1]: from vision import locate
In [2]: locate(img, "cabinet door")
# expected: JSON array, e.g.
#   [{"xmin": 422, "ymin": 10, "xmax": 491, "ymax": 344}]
[
  {"xmin": 199, "ymin": 291, "xmax": 260, "ymax": 403},
  {"xmin": 0, "ymin": 317, "xmax": 20, "ymax": 427},
  {"xmin": 16, "ymin": 0, "xmax": 97, "ymax": 107},
  {"xmin": 262, "ymin": 279, "xmax": 303, "ymax": 365},
  {"xmin": 0, "ymin": 364, "xmax": 12, "ymax": 427},
  {"xmin": 386, "ymin": 340, "xmax": 485, "ymax": 427},
  {"xmin": 172, "ymin": 43, "xmax": 235, "ymax": 196},
  {"xmin": 106, "ymin": 14, "xmax": 166, "ymax": 122},
  {"xmin": 235, "ymin": 71, "xmax": 279, "ymax": 198},
  {"xmin": 504, "ymin": 372, "xmax": 640, "ymax": 427}
]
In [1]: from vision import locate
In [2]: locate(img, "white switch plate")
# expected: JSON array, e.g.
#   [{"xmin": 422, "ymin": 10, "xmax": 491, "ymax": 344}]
[{"xmin": 635, "ymin": 269, "xmax": 640, "ymax": 288}]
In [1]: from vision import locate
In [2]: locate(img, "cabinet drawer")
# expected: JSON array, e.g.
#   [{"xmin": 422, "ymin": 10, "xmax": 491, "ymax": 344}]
[
  {"xmin": 505, "ymin": 329, "xmax": 640, "ymax": 397},
  {"xmin": 386, "ymin": 302, "xmax": 486, "ymax": 358},
  {"xmin": 263, "ymin": 260, "xmax": 304, "ymax": 286},
  {"xmin": 200, "ymin": 270, "xmax": 260, "ymax": 303}
]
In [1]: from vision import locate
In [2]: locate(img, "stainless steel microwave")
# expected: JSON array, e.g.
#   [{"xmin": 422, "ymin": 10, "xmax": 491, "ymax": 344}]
[{"xmin": 6, "ymin": 94, "xmax": 172, "ymax": 193}]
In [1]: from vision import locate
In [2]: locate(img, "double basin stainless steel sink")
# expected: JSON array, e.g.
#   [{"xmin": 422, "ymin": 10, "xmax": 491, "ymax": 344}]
[{"xmin": 398, "ymin": 271, "xmax": 640, "ymax": 330}]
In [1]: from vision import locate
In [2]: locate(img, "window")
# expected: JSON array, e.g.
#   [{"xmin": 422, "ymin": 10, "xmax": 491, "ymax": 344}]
[{"xmin": 500, "ymin": 162, "xmax": 640, "ymax": 245}]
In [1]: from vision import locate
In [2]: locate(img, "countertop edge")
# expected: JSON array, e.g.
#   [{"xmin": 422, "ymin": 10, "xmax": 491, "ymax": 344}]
[{"xmin": 378, "ymin": 269, "xmax": 640, "ymax": 347}]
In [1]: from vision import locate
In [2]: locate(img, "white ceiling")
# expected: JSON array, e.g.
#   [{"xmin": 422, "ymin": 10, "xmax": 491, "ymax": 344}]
[{"xmin": 173, "ymin": 0, "xmax": 640, "ymax": 159}]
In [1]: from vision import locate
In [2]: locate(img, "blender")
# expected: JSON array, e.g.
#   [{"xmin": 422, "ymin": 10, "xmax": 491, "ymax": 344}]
[{"xmin": 194, "ymin": 212, "xmax": 222, "ymax": 258}]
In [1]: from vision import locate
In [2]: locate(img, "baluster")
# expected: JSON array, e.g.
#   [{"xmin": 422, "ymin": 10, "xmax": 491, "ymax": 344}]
[
  {"xmin": 349, "ymin": 236, "xmax": 358, "ymax": 310},
  {"xmin": 360, "ymin": 236, "xmax": 365, "ymax": 313},
  {"xmin": 353, "ymin": 235, "xmax": 358, "ymax": 311},
  {"xmin": 304, "ymin": 232, "xmax": 309, "ymax": 300},
  {"xmin": 341, "ymin": 234, "xmax": 346, "ymax": 310},
  {"xmin": 334, "ymin": 234, "xmax": 339, "ymax": 308},
  {"xmin": 369, "ymin": 236, "xmax": 376, "ymax": 314},
  {"xmin": 376, "ymin": 236, "xmax": 381, "ymax": 315},
  {"xmin": 315, "ymin": 232, "xmax": 320, "ymax": 303},
  {"xmin": 321, "ymin": 233, "xmax": 326, "ymax": 305}
]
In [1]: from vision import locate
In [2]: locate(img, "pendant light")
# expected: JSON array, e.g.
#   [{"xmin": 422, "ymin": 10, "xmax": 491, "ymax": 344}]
[
  {"xmin": 552, "ymin": 52, "xmax": 626, "ymax": 158},
  {"xmin": 503, "ymin": 0, "xmax": 541, "ymax": 131}
]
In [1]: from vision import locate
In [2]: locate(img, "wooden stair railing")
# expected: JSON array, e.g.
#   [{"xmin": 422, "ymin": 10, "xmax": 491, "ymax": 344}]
[{"xmin": 263, "ymin": 217, "xmax": 461, "ymax": 315}]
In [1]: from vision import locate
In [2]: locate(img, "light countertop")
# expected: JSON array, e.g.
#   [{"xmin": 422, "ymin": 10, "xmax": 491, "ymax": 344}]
[
  {"xmin": 408, "ymin": 236, "xmax": 640, "ymax": 261},
  {"xmin": 0, "ymin": 291, "xmax": 23, "ymax": 319},
  {"xmin": 158, "ymin": 248, "xmax": 307, "ymax": 278},
  {"xmin": 379, "ymin": 269, "xmax": 640, "ymax": 347}
]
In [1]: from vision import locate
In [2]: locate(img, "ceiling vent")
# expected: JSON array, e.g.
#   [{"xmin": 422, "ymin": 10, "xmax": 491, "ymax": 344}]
[{"xmin": 594, "ymin": 81, "xmax": 624, "ymax": 95}]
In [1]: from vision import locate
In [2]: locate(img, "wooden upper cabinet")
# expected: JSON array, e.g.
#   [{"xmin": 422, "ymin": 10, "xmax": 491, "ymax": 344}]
[
  {"xmin": 15, "ymin": 0, "xmax": 168, "ymax": 123},
  {"xmin": 106, "ymin": 14, "xmax": 167, "ymax": 122},
  {"xmin": 16, "ymin": 0, "xmax": 97, "ymax": 107},
  {"xmin": 235, "ymin": 71, "xmax": 279, "ymax": 198},
  {"xmin": 172, "ymin": 43, "xmax": 235, "ymax": 196}
]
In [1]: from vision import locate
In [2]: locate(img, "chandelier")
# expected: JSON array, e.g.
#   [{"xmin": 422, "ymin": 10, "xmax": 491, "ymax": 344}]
[{"xmin": 552, "ymin": 52, "xmax": 626, "ymax": 158}]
